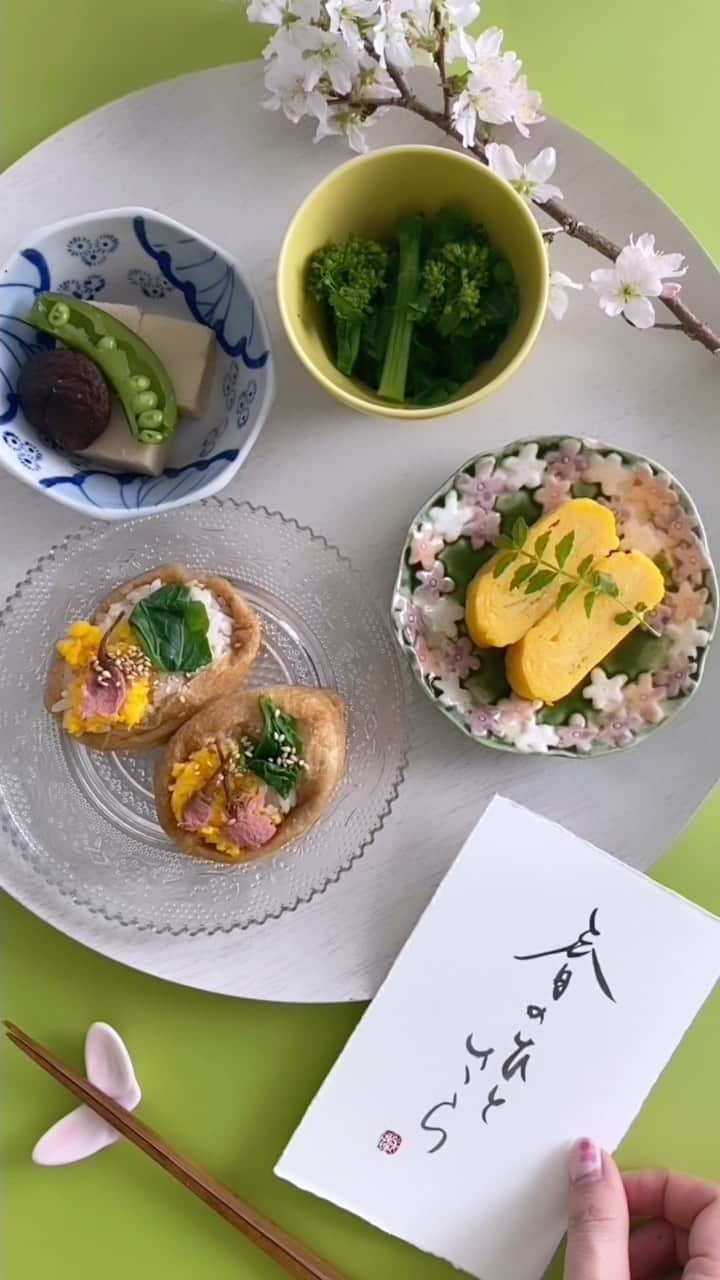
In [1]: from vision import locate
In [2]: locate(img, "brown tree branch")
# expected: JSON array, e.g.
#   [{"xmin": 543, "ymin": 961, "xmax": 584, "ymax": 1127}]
[{"xmin": 353, "ymin": 46, "xmax": 720, "ymax": 357}]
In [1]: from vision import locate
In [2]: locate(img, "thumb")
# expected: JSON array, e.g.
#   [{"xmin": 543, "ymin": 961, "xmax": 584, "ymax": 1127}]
[{"xmin": 563, "ymin": 1139, "xmax": 630, "ymax": 1280}]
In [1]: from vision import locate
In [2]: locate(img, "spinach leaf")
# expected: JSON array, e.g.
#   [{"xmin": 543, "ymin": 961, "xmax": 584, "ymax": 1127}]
[
  {"xmin": 130, "ymin": 584, "xmax": 212, "ymax": 673},
  {"xmin": 245, "ymin": 696, "xmax": 304, "ymax": 798}
]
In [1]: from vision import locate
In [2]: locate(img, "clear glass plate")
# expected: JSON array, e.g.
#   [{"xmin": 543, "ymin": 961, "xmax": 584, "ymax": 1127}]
[{"xmin": 0, "ymin": 499, "xmax": 408, "ymax": 934}]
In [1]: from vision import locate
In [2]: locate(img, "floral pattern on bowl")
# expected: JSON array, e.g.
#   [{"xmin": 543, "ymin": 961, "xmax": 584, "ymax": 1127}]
[
  {"xmin": 0, "ymin": 208, "xmax": 274, "ymax": 520},
  {"xmin": 391, "ymin": 436, "xmax": 718, "ymax": 756}
]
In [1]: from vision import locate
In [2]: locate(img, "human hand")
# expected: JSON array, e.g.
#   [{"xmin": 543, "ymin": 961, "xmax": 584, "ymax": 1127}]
[{"xmin": 563, "ymin": 1138, "xmax": 720, "ymax": 1280}]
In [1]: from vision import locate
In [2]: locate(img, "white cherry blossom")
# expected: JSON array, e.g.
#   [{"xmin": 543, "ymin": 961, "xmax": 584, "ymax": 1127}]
[
  {"xmin": 499, "ymin": 442, "xmax": 546, "ymax": 491},
  {"xmin": 508, "ymin": 74, "xmax": 544, "ymax": 135},
  {"xmin": 314, "ymin": 105, "xmax": 378, "ymax": 151},
  {"xmin": 451, "ymin": 30, "xmax": 526, "ymax": 146},
  {"xmin": 591, "ymin": 233, "xmax": 686, "ymax": 330},
  {"xmin": 548, "ymin": 270, "xmax": 583, "ymax": 320},
  {"xmin": 326, "ymin": 0, "xmax": 379, "ymax": 45},
  {"xmin": 302, "ymin": 27, "xmax": 361, "ymax": 93},
  {"xmin": 263, "ymin": 50, "xmax": 329, "ymax": 122},
  {"xmin": 373, "ymin": 0, "xmax": 415, "ymax": 68},
  {"xmin": 486, "ymin": 144, "xmax": 563, "ymax": 204},
  {"xmin": 582, "ymin": 667, "xmax": 627, "ymax": 712},
  {"xmin": 428, "ymin": 488, "xmax": 474, "ymax": 542},
  {"xmin": 249, "ymin": 0, "xmax": 321, "ymax": 25}
]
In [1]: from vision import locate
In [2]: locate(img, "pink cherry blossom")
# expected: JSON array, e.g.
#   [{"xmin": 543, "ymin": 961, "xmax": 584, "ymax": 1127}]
[
  {"xmin": 442, "ymin": 635, "xmax": 481, "ymax": 679},
  {"xmin": 653, "ymin": 657, "xmax": 697, "ymax": 698},
  {"xmin": 667, "ymin": 581, "xmax": 708, "ymax": 624},
  {"xmin": 409, "ymin": 520, "xmax": 445, "ymax": 571},
  {"xmin": 415, "ymin": 560, "xmax": 455, "ymax": 599},
  {"xmin": 621, "ymin": 673, "xmax": 666, "ymax": 724},
  {"xmin": 536, "ymin": 474, "xmax": 572, "ymax": 513},
  {"xmin": 463, "ymin": 507, "xmax": 502, "ymax": 549},
  {"xmin": 456, "ymin": 460, "xmax": 507, "ymax": 510}
]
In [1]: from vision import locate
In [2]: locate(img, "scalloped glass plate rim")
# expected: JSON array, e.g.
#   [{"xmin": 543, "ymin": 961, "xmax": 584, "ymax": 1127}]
[
  {"xmin": 391, "ymin": 433, "xmax": 719, "ymax": 759},
  {"xmin": 0, "ymin": 498, "xmax": 409, "ymax": 933}
]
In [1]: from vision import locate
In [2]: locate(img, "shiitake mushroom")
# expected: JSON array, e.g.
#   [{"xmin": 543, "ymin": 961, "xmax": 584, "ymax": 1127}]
[{"xmin": 17, "ymin": 349, "xmax": 111, "ymax": 452}]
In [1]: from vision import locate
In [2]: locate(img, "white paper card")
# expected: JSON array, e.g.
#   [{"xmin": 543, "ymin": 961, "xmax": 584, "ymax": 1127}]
[{"xmin": 276, "ymin": 796, "xmax": 720, "ymax": 1280}]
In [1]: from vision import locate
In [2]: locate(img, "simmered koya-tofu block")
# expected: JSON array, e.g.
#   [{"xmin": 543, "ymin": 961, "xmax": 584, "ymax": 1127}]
[{"xmin": 139, "ymin": 312, "xmax": 216, "ymax": 418}]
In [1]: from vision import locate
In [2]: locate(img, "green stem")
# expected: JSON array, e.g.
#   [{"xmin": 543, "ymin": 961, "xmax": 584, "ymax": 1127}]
[
  {"xmin": 513, "ymin": 546, "xmax": 660, "ymax": 635},
  {"xmin": 378, "ymin": 214, "xmax": 424, "ymax": 402}
]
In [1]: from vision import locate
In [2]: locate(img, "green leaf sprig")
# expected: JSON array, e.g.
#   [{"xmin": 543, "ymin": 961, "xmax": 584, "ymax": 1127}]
[
  {"xmin": 129, "ymin": 584, "xmax": 212, "ymax": 673},
  {"xmin": 241, "ymin": 696, "xmax": 305, "ymax": 799},
  {"xmin": 492, "ymin": 520, "xmax": 660, "ymax": 634}
]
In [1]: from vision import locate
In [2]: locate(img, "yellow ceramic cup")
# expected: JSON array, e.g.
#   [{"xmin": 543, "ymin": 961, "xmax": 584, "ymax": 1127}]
[{"xmin": 277, "ymin": 145, "xmax": 549, "ymax": 420}]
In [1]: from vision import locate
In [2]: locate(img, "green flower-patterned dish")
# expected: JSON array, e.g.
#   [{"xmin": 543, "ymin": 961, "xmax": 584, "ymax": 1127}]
[{"xmin": 391, "ymin": 436, "xmax": 718, "ymax": 757}]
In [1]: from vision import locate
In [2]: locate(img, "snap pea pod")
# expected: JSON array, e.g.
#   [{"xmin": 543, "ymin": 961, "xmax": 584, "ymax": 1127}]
[{"xmin": 26, "ymin": 293, "xmax": 178, "ymax": 444}]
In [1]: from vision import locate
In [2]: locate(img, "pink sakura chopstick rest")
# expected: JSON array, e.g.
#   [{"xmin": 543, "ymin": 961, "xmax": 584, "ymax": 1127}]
[{"xmin": 32, "ymin": 1022, "xmax": 141, "ymax": 1166}]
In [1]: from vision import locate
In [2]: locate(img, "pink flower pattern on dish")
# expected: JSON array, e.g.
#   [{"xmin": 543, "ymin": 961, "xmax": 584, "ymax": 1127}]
[
  {"xmin": 597, "ymin": 709, "xmax": 644, "ymax": 747},
  {"xmin": 536, "ymin": 474, "xmax": 572, "ymax": 513},
  {"xmin": 543, "ymin": 439, "xmax": 589, "ymax": 483},
  {"xmin": 441, "ymin": 636, "xmax": 481, "ymax": 679},
  {"xmin": 456, "ymin": 460, "xmax": 508, "ymax": 510},
  {"xmin": 555, "ymin": 713, "xmax": 599, "ymax": 753},
  {"xmin": 463, "ymin": 507, "xmax": 501, "ymax": 549},
  {"xmin": 621, "ymin": 673, "xmax": 666, "ymax": 724},
  {"xmin": 408, "ymin": 521, "xmax": 445, "ymax": 571},
  {"xmin": 415, "ymin": 560, "xmax": 454, "ymax": 599},
  {"xmin": 672, "ymin": 538, "xmax": 710, "ymax": 586},
  {"xmin": 667, "ymin": 581, "xmax": 708, "ymax": 624},
  {"xmin": 653, "ymin": 658, "xmax": 697, "ymax": 699},
  {"xmin": 469, "ymin": 704, "xmax": 503, "ymax": 739}
]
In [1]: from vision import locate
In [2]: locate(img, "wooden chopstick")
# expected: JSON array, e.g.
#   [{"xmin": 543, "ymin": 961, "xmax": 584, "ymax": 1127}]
[{"xmin": 5, "ymin": 1022, "xmax": 346, "ymax": 1280}]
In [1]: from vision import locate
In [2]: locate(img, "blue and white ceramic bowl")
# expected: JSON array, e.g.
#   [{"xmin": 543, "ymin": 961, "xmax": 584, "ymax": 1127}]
[{"xmin": 0, "ymin": 208, "xmax": 274, "ymax": 519}]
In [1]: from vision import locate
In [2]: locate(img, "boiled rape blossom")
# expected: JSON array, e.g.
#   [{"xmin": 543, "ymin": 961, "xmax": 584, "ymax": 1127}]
[
  {"xmin": 486, "ymin": 144, "xmax": 563, "ymax": 204},
  {"xmin": 590, "ymin": 233, "xmax": 686, "ymax": 330}
]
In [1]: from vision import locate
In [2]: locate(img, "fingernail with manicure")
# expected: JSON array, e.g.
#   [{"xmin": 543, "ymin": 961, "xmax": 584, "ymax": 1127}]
[{"xmin": 568, "ymin": 1138, "xmax": 603, "ymax": 1184}]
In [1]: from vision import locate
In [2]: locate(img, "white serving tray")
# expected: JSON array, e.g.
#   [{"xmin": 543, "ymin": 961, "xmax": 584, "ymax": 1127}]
[{"xmin": 0, "ymin": 62, "xmax": 718, "ymax": 1002}]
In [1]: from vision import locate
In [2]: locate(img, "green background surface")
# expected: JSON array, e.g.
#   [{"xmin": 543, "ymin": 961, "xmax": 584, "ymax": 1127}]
[{"xmin": 1, "ymin": 2, "xmax": 719, "ymax": 1278}]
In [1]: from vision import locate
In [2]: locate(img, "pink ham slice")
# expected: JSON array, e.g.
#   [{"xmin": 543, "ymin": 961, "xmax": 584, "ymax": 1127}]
[
  {"xmin": 224, "ymin": 798, "xmax": 277, "ymax": 850},
  {"xmin": 181, "ymin": 791, "xmax": 214, "ymax": 832},
  {"xmin": 81, "ymin": 666, "xmax": 127, "ymax": 720}
]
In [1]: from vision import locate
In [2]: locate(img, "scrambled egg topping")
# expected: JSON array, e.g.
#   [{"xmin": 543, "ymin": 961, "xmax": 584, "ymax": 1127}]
[
  {"xmin": 57, "ymin": 621, "xmax": 104, "ymax": 668},
  {"xmin": 170, "ymin": 745, "xmax": 281, "ymax": 860},
  {"xmin": 57, "ymin": 618, "xmax": 152, "ymax": 736}
]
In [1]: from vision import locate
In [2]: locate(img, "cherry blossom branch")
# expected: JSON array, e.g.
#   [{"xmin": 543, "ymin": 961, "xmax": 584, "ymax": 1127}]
[
  {"xmin": 355, "ymin": 48, "xmax": 720, "ymax": 357},
  {"xmin": 432, "ymin": 4, "xmax": 451, "ymax": 117}
]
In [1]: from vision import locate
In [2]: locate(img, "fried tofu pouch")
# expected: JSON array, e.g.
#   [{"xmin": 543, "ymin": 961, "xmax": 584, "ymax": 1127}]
[
  {"xmin": 45, "ymin": 565, "xmax": 261, "ymax": 752},
  {"xmin": 466, "ymin": 499, "xmax": 619, "ymax": 648},
  {"xmin": 507, "ymin": 550, "xmax": 665, "ymax": 703},
  {"xmin": 155, "ymin": 686, "xmax": 347, "ymax": 862}
]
